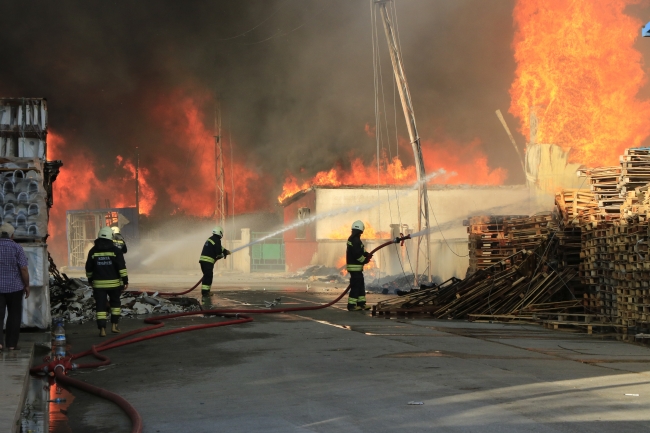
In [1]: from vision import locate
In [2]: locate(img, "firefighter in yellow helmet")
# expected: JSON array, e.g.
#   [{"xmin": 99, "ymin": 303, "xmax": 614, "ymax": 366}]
[
  {"xmin": 198, "ymin": 226, "xmax": 231, "ymax": 297},
  {"xmin": 85, "ymin": 227, "xmax": 128, "ymax": 337},
  {"xmin": 346, "ymin": 220, "xmax": 372, "ymax": 311}
]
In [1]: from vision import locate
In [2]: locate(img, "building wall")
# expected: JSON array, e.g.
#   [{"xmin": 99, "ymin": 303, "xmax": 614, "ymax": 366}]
[
  {"xmin": 304, "ymin": 185, "xmax": 545, "ymax": 280},
  {"xmin": 283, "ymin": 191, "xmax": 318, "ymax": 271}
]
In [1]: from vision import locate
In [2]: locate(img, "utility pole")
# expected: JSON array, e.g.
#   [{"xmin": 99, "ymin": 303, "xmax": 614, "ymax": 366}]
[
  {"xmin": 214, "ymin": 99, "xmax": 226, "ymax": 235},
  {"xmin": 375, "ymin": 0, "xmax": 431, "ymax": 283},
  {"xmin": 135, "ymin": 146, "xmax": 140, "ymax": 217}
]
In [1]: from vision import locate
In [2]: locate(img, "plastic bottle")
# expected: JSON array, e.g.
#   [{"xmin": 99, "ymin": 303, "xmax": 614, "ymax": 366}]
[{"xmin": 52, "ymin": 320, "xmax": 66, "ymax": 346}]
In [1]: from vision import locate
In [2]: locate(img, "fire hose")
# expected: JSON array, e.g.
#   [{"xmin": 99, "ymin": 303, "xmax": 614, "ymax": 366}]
[{"xmin": 31, "ymin": 234, "xmax": 411, "ymax": 433}]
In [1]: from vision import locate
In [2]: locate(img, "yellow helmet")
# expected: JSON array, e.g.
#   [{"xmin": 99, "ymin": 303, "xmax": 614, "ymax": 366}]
[
  {"xmin": 351, "ymin": 220, "xmax": 365, "ymax": 231},
  {"xmin": 111, "ymin": 226, "xmax": 121, "ymax": 235},
  {"xmin": 212, "ymin": 226, "xmax": 224, "ymax": 237}
]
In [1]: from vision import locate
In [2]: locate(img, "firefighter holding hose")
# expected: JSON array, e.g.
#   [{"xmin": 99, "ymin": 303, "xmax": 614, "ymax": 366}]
[
  {"xmin": 346, "ymin": 220, "xmax": 373, "ymax": 311},
  {"xmin": 199, "ymin": 226, "xmax": 231, "ymax": 298},
  {"xmin": 85, "ymin": 227, "xmax": 128, "ymax": 337}
]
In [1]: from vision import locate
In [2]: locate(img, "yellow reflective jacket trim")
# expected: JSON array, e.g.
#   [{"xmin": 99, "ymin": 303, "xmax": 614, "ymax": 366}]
[
  {"xmin": 346, "ymin": 264, "xmax": 364, "ymax": 271},
  {"xmin": 207, "ymin": 239, "xmax": 215, "ymax": 245},
  {"xmin": 93, "ymin": 279, "xmax": 122, "ymax": 288},
  {"xmin": 92, "ymin": 252, "xmax": 116, "ymax": 258},
  {"xmin": 200, "ymin": 255, "xmax": 216, "ymax": 263},
  {"xmin": 86, "ymin": 272, "xmax": 93, "ymax": 278},
  {"xmin": 96, "ymin": 312, "xmax": 108, "ymax": 319},
  {"xmin": 119, "ymin": 269, "xmax": 128, "ymax": 277},
  {"xmin": 357, "ymin": 255, "xmax": 366, "ymax": 263}
]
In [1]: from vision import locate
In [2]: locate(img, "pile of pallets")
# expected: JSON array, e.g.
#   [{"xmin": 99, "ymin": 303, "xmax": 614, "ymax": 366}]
[
  {"xmin": 578, "ymin": 166, "xmax": 622, "ymax": 217},
  {"xmin": 374, "ymin": 241, "xmax": 583, "ymax": 321},
  {"xmin": 504, "ymin": 213, "xmax": 557, "ymax": 251},
  {"xmin": 467, "ymin": 215, "xmax": 524, "ymax": 274},
  {"xmin": 555, "ymin": 189, "xmax": 598, "ymax": 225},
  {"xmin": 618, "ymin": 148, "xmax": 650, "ymax": 198}
]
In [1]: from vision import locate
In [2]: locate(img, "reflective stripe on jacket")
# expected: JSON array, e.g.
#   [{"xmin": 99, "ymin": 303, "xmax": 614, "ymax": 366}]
[
  {"xmin": 199, "ymin": 235, "xmax": 226, "ymax": 264},
  {"xmin": 85, "ymin": 238, "xmax": 128, "ymax": 289},
  {"xmin": 346, "ymin": 231, "xmax": 369, "ymax": 272}
]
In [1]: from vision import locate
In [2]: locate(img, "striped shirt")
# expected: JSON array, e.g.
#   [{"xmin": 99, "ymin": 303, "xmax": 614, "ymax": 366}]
[{"xmin": 0, "ymin": 238, "xmax": 28, "ymax": 293}]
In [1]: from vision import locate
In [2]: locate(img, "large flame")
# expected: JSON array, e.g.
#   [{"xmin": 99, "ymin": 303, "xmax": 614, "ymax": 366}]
[
  {"xmin": 150, "ymin": 90, "xmax": 272, "ymax": 216},
  {"xmin": 279, "ymin": 137, "xmax": 506, "ymax": 202},
  {"xmin": 48, "ymin": 132, "xmax": 156, "ymax": 261},
  {"xmin": 509, "ymin": 0, "xmax": 650, "ymax": 166}
]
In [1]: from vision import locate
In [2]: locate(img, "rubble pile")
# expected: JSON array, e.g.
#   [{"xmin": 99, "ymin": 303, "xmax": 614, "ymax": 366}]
[
  {"xmin": 50, "ymin": 278, "xmax": 200, "ymax": 324},
  {"xmin": 290, "ymin": 265, "xmax": 347, "ymax": 284}
]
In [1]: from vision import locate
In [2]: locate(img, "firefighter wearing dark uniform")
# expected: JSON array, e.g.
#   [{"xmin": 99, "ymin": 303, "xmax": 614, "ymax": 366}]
[
  {"xmin": 85, "ymin": 227, "xmax": 128, "ymax": 337},
  {"xmin": 346, "ymin": 220, "xmax": 373, "ymax": 311},
  {"xmin": 199, "ymin": 226, "xmax": 231, "ymax": 297},
  {"xmin": 111, "ymin": 226, "xmax": 127, "ymax": 254}
]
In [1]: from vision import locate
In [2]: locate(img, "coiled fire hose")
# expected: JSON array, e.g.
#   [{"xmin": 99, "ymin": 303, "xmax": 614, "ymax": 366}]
[{"xmin": 31, "ymin": 234, "xmax": 411, "ymax": 433}]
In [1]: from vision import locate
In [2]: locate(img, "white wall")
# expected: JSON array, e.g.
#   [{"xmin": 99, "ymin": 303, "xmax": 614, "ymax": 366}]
[{"xmin": 312, "ymin": 185, "xmax": 550, "ymax": 281}]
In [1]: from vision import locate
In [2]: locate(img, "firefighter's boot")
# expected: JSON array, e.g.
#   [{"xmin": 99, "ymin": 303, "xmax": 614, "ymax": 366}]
[
  {"xmin": 99, "ymin": 327, "xmax": 106, "ymax": 337},
  {"xmin": 111, "ymin": 323, "xmax": 121, "ymax": 334}
]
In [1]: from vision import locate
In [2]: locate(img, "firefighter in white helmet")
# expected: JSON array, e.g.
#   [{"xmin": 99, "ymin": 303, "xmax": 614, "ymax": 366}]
[
  {"xmin": 111, "ymin": 226, "xmax": 127, "ymax": 254},
  {"xmin": 345, "ymin": 220, "xmax": 372, "ymax": 311},
  {"xmin": 198, "ymin": 226, "xmax": 231, "ymax": 297}
]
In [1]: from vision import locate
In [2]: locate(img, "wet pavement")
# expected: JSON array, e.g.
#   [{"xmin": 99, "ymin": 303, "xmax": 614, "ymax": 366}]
[
  {"xmin": 26, "ymin": 286, "xmax": 650, "ymax": 432},
  {"xmin": 0, "ymin": 343, "xmax": 33, "ymax": 433}
]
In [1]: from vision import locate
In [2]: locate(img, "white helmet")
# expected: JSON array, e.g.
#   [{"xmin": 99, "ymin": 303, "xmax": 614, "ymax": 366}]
[
  {"xmin": 98, "ymin": 227, "xmax": 113, "ymax": 240},
  {"xmin": 351, "ymin": 220, "xmax": 365, "ymax": 232},
  {"xmin": 111, "ymin": 226, "xmax": 121, "ymax": 234},
  {"xmin": 212, "ymin": 226, "xmax": 224, "ymax": 237}
]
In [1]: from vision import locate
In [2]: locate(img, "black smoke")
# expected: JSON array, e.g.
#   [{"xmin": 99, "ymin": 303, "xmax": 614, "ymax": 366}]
[{"xmin": 6, "ymin": 0, "xmax": 633, "ymax": 212}]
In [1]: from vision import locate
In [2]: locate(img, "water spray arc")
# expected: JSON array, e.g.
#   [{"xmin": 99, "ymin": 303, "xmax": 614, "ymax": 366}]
[{"xmin": 32, "ymin": 235, "xmax": 413, "ymax": 433}]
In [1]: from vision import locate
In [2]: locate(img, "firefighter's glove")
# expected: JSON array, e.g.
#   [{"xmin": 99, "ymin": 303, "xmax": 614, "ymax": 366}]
[
  {"xmin": 223, "ymin": 249, "xmax": 231, "ymax": 258},
  {"xmin": 363, "ymin": 254, "xmax": 373, "ymax": 264}
]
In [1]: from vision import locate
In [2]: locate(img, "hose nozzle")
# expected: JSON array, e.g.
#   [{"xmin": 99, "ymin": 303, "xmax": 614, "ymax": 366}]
[{"xmin": 394, "ymin": 233, "xmax": 411, "ymax": 246}]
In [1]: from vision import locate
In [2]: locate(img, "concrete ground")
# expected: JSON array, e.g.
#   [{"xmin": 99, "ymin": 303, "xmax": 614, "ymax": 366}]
[
  {"xmin": 42, "ymin": 283, "xmax": 650, "ymax": 433},
  {"xmin": 0, "ymin": 343, "xmax": 33, "ymax": 433}
]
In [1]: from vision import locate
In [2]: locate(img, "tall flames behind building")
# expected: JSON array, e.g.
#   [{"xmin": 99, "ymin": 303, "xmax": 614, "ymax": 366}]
[
  {"xmin": 509, "ymin": 0, "xmax": 650, "ymax": 167},
  {"xmin": 48, "ymin": 89, "xmax": 273, "ymax": 261}
]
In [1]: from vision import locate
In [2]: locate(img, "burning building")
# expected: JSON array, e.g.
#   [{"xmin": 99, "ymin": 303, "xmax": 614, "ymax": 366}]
[{"xmin": 281, "ymin": 184, "xmax": 538, "ymax": 281}]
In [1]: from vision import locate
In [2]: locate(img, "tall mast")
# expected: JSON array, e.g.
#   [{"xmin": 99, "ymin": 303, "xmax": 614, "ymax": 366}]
[
  {"xmin": 375, "ymin": 0, "xmax": 431, "ymax": 283},
  {"xmin": 135, "ymin": 146, "xmax": 140, "ymax": 216},
  {"xmin": 214, "ymin": 99, "xmax": 226, "ymax": 231}
]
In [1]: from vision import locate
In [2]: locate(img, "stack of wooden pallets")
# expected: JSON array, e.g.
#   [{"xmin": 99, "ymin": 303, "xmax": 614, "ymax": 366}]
[
  {"xmin": 578, "ymin": 166, "xmax": 623, "ymax": 218},
  {"xmin": 467, "ymin": 215, "xmax": 525, "ymax": 274},
  {"xmin": 618, "ymin": 148, "xmax": 650, "ymax": 198}
]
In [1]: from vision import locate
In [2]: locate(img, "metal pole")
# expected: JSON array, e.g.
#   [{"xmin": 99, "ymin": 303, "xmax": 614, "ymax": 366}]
[
  {"xmin": 135, "ymin": 146, "xmax": 140, "ymax": 216},
  {"xmin": 376, "ymin": 0, "xmax": 431, "ymax": 283}
]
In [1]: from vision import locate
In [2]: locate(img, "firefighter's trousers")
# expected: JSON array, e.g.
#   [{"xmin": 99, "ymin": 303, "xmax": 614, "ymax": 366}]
[
  {"xmin": 94, "ymin": 288, "xmax": 121, "ymax": 329},
  {"xmin": 347, "ymin": 271, "xmax": 367, "ymax": 310},
  {"xmin": 200, "ymin": 262, "xmax": 214, "ymax": 294}
]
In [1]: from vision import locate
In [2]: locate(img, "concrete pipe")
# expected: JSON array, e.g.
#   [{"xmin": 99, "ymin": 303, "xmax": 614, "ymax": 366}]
[
  {"xmin": 0, "ymin": 192, "xmax": 3, "ymax": 206},
  {"xmin": 27, "ymin": 180, "xmax": 39, "ymax": 194},
  {"xmin": 15, "ymin": 213, "xmax": 27, "ymax": 228},
  {"xmin": 28, "ymin": 203, "xmax": 39, "ymax": 216},
  {"xmin": 3, "ymin": 215, "xmax": 14, "ymax": 226},
  {"xmin": 3, "ymin": 192, "xmax": 15, "ymax": 203},
  {"xmin": 11, "ymin": 170, "xmax": 25, "ymax": 182},
  {"xmin": 4, "ymin": 202, "xmax": 16, "ymax": 216},
  {"xmin": 17, "ymin": 192, "xmax": 29, "ymax": 204},
  {"xmin": 2, "ymin": 181, "xmax": 13, "ymax": 195},
  {"xmin": 27, "ymin": 224, "xmax": 38, "ymax": 236}
]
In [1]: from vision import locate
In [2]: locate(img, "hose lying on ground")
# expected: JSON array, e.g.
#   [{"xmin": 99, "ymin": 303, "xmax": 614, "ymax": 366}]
[{"xmin": 32, "ymin": 235, "xmax": 410, "ymax": 433}]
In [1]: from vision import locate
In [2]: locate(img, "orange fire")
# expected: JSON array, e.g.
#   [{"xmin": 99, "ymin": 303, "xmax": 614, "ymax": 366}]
[
  {"xmin": 278, "ymin": 136, "xmax": 506, "ymax": 202},
  {"xmin": 509, "ymin": 0, "xmax": 650, "ymax": 167},
  {"xmin": 47, "ymin": 132, "xmax": 156, "ymax": 261},
  {"xmin": 150, "ymin": 90, "xmax": 272, "ymax": 216},
  {"xmin": 328, "ymin": 222, "xmax": 390, "ymax": 240}
]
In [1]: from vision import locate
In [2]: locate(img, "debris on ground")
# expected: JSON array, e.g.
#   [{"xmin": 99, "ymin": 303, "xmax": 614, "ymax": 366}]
[
  {"xmin": 290, "ymin": 265, "xmax": 346, "ymax": 283},
  {"xmin": 50, "ymin": 277, "xmax": 200, "ymax": 323},
  {"xmin": 366, "ymin": 273, "xmax": 430, "ymax": 294}
]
